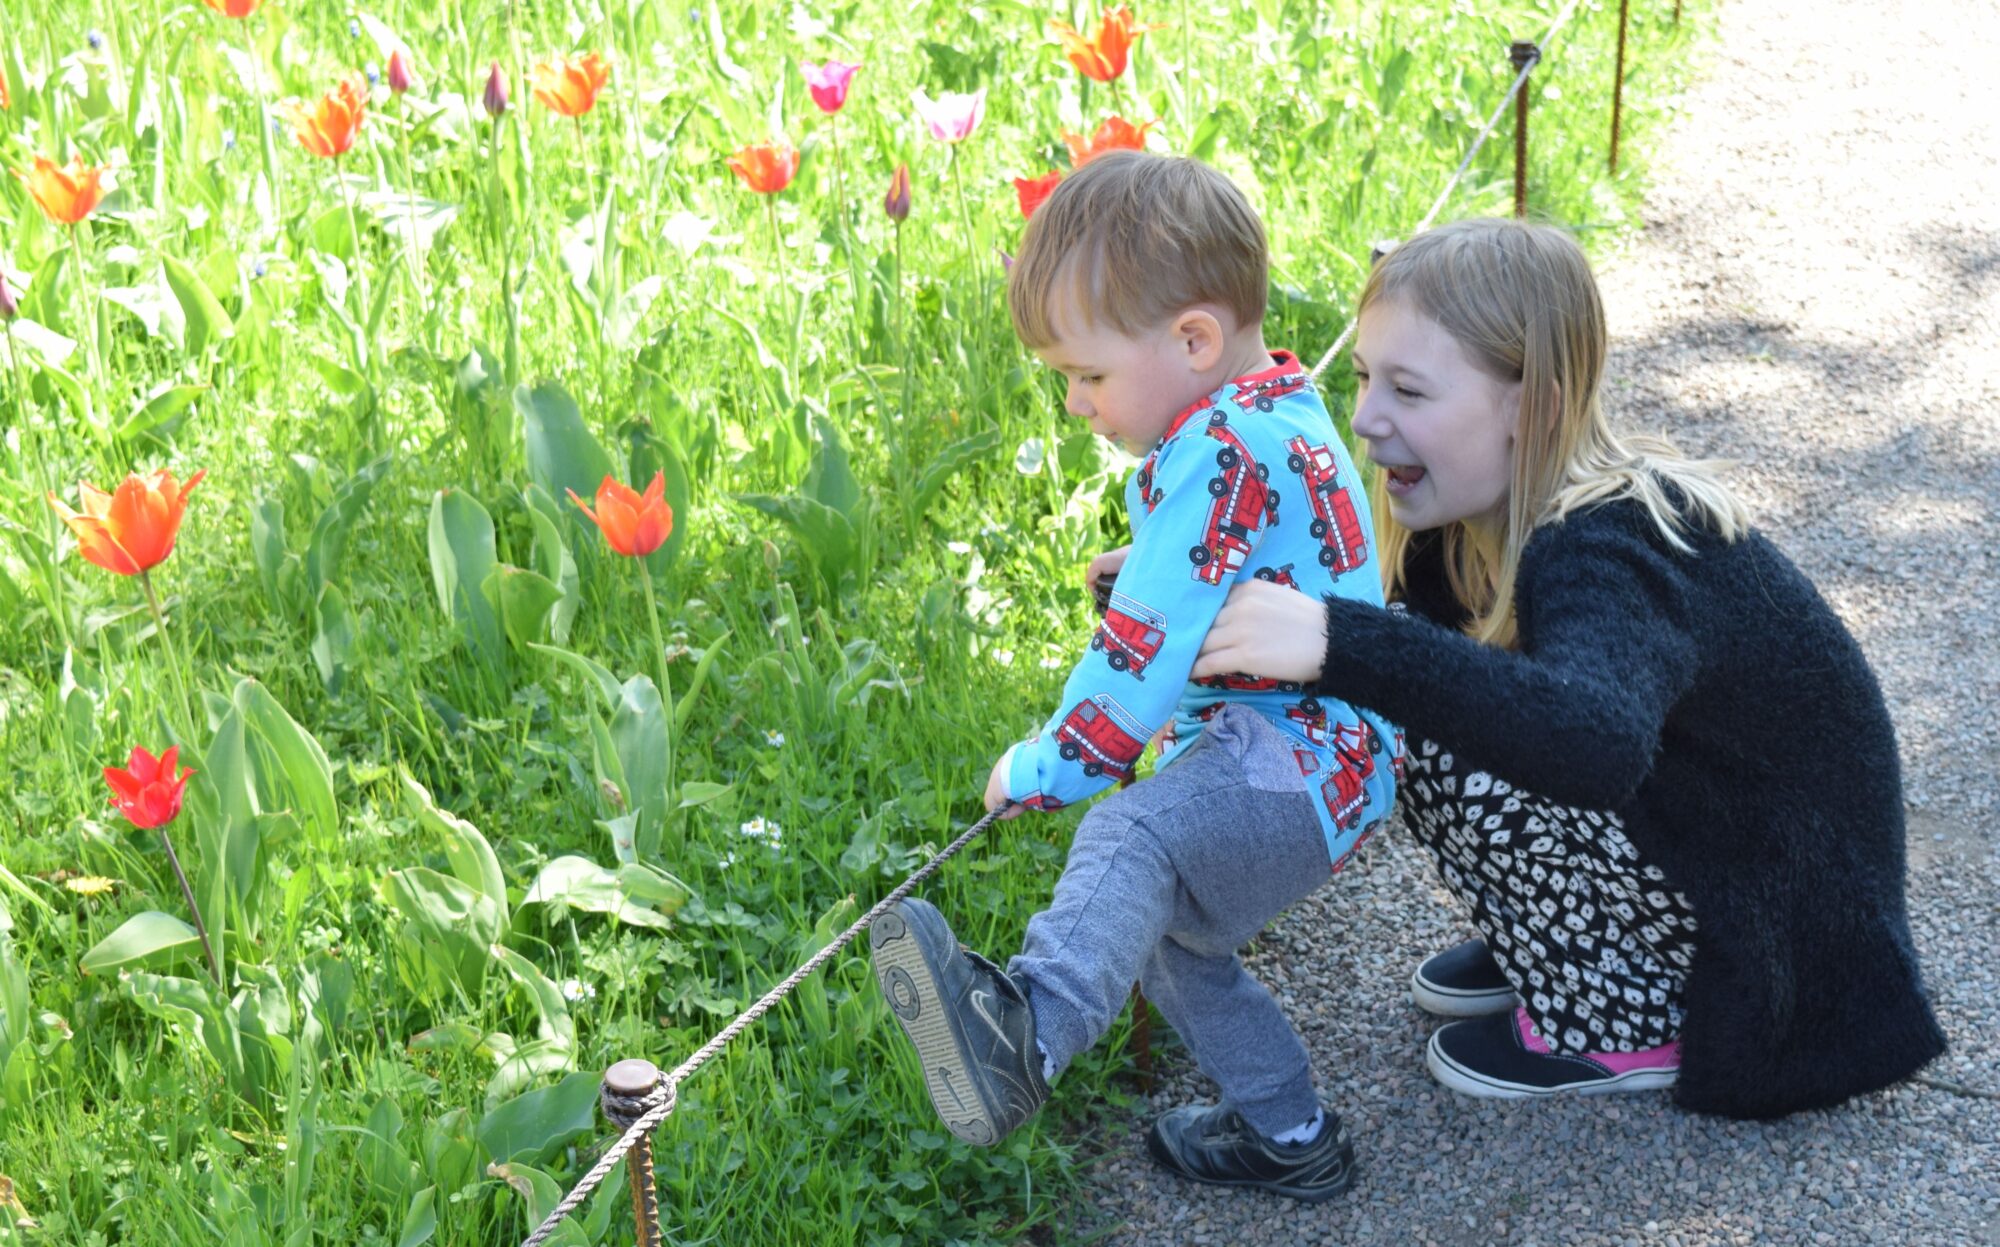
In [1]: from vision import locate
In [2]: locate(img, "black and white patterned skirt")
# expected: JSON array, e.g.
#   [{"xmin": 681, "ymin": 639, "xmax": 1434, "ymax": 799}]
[{"xmin": 1401, "ymin": 737, "xmax": 1700, "ymax": 1054}]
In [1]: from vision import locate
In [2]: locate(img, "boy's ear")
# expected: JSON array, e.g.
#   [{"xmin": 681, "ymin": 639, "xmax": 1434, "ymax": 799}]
[{"xmin": 1175, "ymin": 309, "xmax": 1228, "ymax": 371}]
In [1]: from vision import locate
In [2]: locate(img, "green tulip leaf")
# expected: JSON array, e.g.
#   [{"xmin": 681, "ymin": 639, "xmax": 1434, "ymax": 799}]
[{"xmin": 80, "ymin": 911, "xmax": 201, "ymax": 975}]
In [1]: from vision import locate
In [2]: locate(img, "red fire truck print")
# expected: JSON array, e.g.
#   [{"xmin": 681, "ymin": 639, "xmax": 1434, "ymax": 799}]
[
  {"xmin": 1019, "ymin": 791, "xmax": 1068, "ymax": 812},
  {"xmin": 1285, "ymin": 436, "xmax": 1368, "ymax": 574},
  {"xmin": 1284, "ymin": 695, "xmax": 1328, "ymax": 746},
  {"xmin": 1331, "ymin": 819, "xmax": 1382, "ymax": 874},
  {"xmin": 1232, "ymin": 371, "xmax": 1311, "ymax": 412},
  {"xmin": 1295, "ymin": 734, "xmax": 1376, "ymax": 830},
  {"xmin": 1390, "ymin": 727, "xmax": 1407, "ymax": 781},
  {"xmin": 1252, "ymin": 563, "xmax": 1300, "ymax": 590},
  {"xmin": 1193, "ymin": 671, "xmax": 1303, "ymax": 694},
  {"xmin": 1189, "ymin": 415, "xmax": 1275, "ymax": 585},
  {"xmin": 1331, "ymin": 721, "xmax": 1383, "ymax": 771},
  {"xmin": 1055, "ymin": 694, "xmax": 1150, "ymax": 782},
  {"xmin": 1091, "ymin": 591, "xmax": 1167, "ymax": 679}
]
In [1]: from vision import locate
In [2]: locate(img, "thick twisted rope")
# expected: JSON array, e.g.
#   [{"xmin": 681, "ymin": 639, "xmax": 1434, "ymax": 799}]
[
  {"xmin": 517, "ymin": 804, "xmax": 1011, "ymax": 1247},
  {"xmin": 1309, "ymin": 0, "xmax": 1587, "ymax": 382}
]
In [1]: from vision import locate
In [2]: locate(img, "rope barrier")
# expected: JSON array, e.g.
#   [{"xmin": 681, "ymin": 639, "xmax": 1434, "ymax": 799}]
[
  {"xmin": 1308, "ymin": 0, "xmax": 1587, "ymax": 383},
  {"xmin": 517, "ymin": 805, "xmax": 1011, "ymax": 1247},
  {"xmin": 519, "ymin": 5, "xmax": 1609, "ymax": 1240}
]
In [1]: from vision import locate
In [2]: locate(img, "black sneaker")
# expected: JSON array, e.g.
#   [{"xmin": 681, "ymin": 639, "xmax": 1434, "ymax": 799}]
[
  {"xmin": 1410, "ymin": 937, "xmax": 1517, "ymax": 1017},
  {"xmin": 1145, "ymin": 1101, "xmax": 1357, "ymax": 1203},
  {"xmin": 869, "ymin": 897, "xmax": 1050, "ymax": 1146},
  {"xmin": 1427, "ymin": 1007, "xmax": 1681, "ymax": 1099}
]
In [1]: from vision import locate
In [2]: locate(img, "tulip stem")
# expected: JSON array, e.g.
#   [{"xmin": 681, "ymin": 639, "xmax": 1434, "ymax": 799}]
[
  {"xmin": 765, "ymin": 195, "xmax": 799, "ymax": 391},
  {"xmin": 161, "ymin": 827, "xmax": 222, "ymax": 987},
  {"xmin": 7, "ymin": 327, "xmax": 71, "ymax": 647},
  {"xmin": 636, "ymin": 557, "xmax": 676, "ymax": 845},
  {"xmin": 140, "ymin": 569, "xmax": 197, "ymax": 737},
  {"xmin": 827, "ymin": 116, "xmax": 866, "ymax": 359},
  {"xmin": 66, "ymin": 225, "xmax": 103, "ymax": 384},
  {"xmin": 337, "ymin": 158, "xmax": 377, "ymax": 435}
]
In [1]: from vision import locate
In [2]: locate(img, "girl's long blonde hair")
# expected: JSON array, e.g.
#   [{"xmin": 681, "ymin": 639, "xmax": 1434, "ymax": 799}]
[{"xmin": 1359, "ymin": 218, "xmax": 1750, "ymax": 649}]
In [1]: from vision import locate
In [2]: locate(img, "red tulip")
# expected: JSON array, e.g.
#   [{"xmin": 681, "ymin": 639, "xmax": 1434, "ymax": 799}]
[
  {"xmin": 104, "ymin": 745, "xmax": 195, "ymax": 830},
  {"xmin": 1013, "ymin": 170, "xmax": 1062, "ymax": 219},
  {"xmin": 482, "ymin": 62, "xmax": 511, "ymax": 118},
  {"xmin": 0, "ymin": 270, "xmax": 17, "ymax": 321},
  {"xmin": 282, "ymin": 78, "xmax": 366, "ymax": 159},
  {"xmin": 728, "ymin": 141, "xmax": 800, "ymax": 195},
  {"xmin": 1050, "ymin": 7, "xmax": 1162, "ymax": 83},
  {"xmin": 1063, "ymin": 115, "xmax": 1153, "ymax": 167},
  {"xmin": 387, "ymin": 49, "xmax": 416, "ymax": 96},
  {"xmin": 47, "ymin": 469, "xmax": 206, "ymax": 577},
  {"xmin": 16, "ymin": 155, "xmax": 108, "ymax": 225},
  {"xmin": 200, "ymin": 0, "xmax": 261, "ymax": 15},
  {"xmin": 568, "ymin": 472, "xmax": 673, "ymax": 557}
]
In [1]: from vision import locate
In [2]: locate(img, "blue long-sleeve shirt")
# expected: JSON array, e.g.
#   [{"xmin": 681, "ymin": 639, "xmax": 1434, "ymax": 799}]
[{"xmin": 1004, "ymin": 351, "xmax": 1402, "ymax": 869}]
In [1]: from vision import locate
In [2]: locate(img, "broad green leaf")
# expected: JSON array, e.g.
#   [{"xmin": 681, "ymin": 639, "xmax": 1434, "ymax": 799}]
[
  {"xmin": 673, "ymin": 631, "xmax": 730, "ymax": 735},
  {"xmin": 396, "ymin": 1187, "xmax": 438, "ymax": 1247},
  {"xmin": 489, "ymin": 945, "xmax": 575, "ymax": 1049},
  {"xmin": 913, "ymin": 427, "xmax": 1002, "ymax": 516},
  {"xmin": 476, "ymin": 1071, "xmax": 599, "ymax": 1165},
  {"xmin": 249, "ymin": 495, "xmax": 300, "ymax": 617},
  {"xmin": 427, "ymin": 489, "xmax": 504, "ymax": 670},
  {"xmin": 163, "ymin": 252, "xmax": 235, "ymax": 354},
  {"xmin": 233, "ymin": 678, "xmax": 338, "ymax": 848},
  {"xmin": 312, "ymin": 582, "xmax": 357, "ymax": 695},
  {"xmin": 305, "ymin": 454, "xmax": 392, "ymax": 591},
  {"xmin": 117, "ymin": 382, "xmax": 207, "ymax": 444},
  {"xmin": 481, "ymin": 564, "xmax": 564, "ymax": 649},
  {"xmin": 526, "ymin": 643, "xmax": 621, "ymax": 708},
  {"xmin": 520, "ymin": 855, "xmax": 683, "ymax": 929},
  {"xmin": 515, "ymin": 382, "xmax": 615, "ymax": 512},
  {"xmin": 675, "ymin": 780, "xmax": 731, "ymax": 810},
  {"xmin": 603, "ymin": 274, "xmax": 664, "ymax": 351},
  {"xmin": 399, "ymin": 771, "xmax": 505, "ymax": 916},
  {"xmin": 80, "ymin": 911, "xmax": 201, "ymax": 975},
  {"xmin": 608, "ymin": 675, "xmax": 672, "ymax": 860},
  {"xmin": 521, "ymin": 485, "xmax": 580, "ymax": 644}
]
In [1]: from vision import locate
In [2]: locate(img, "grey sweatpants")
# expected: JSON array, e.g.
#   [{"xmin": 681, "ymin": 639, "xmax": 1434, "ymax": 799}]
[{"xmin": 1008, "ymin": 705, "xmax": 1333, "ymax": 1136}]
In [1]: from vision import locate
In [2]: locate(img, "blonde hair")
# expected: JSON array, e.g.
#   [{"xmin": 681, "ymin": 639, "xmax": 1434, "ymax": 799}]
[
  {"xmin": 1359, "ymin": 218, "xmax": 1750, "ymax": 649},
  {"xmin": 1007, "ymin": 149, "xmax": 1267, "ymax": 347}
]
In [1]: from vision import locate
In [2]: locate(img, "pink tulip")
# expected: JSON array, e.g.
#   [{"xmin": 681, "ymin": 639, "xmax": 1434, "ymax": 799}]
[
  {"xmin": 912, "ymin": 87, "xmax": 986, "ymax": 144},
  {"xmin": 802, "ymin": 59, "xmax": 860, "ymax": 114}
]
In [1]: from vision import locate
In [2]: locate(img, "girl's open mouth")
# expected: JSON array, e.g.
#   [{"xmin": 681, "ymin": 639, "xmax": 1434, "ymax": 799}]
[{"xmin": 1382, "ymin": 464, "xmax": 1427, "ymax": 495}]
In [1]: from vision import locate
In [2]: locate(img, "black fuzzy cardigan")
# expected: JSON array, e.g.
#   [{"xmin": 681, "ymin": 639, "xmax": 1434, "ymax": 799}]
[{"xmin": 1315, "ymin": 495, "xmax": 1945, "ymax": 1119}]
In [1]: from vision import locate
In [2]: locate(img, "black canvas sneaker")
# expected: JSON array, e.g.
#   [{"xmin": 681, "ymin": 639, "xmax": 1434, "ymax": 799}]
[
  {"xmin": 1427, "ymin": 1007, "xmax": 1682, "ymax": 1098},
  {"xmin": 1146, "ymin": 1101, "xmax": 1357, "ymax": 1203},
  {"xmin": 869, "ymin": 897, "xmax": 1050, "ymax": 1146},
  {"xmin": 1410, "ymin": 937, "xmax": 1518, "ymax": 1017}
]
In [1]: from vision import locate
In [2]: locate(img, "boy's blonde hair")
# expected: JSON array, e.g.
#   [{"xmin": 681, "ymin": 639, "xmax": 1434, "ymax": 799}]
[
  {"xmin": 1007, "ymin": 149, "xmax": 1267, "ymax": 347},
  {"xmin": 1359, "ymin": 217, "xmax": 1751, "ymax": 649}
]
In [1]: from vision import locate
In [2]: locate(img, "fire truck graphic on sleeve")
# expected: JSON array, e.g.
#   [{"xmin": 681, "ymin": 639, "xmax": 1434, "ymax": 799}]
[
  {"xmin": 1233, "ymin": 372, "xmax": 1312, "ymax": 412},
  {"xmin": 1055, "ymin": 694, "xmax": 1151, "ymax": 782},
  {"xmin": 1286, "ymin": 436, "xmax": 1368, "ymax": 574},
  {"xmin": 1091, "ymin": 591, "xmax": 1168, "ymax": 678},
  {"xmin": 1189, "ymin": 413, "xmax": 1276, "ymax": 585}
]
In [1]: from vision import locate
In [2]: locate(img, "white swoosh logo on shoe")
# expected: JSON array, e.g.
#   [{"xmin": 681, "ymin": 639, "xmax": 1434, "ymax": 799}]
[{"xmin": 970, "ymin": 989, "xmax": 1017, "ymax": 1053}]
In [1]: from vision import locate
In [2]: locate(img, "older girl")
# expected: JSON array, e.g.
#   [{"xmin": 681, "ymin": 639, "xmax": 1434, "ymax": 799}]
[{"xmin": 1192, "ymin": 217, "xmax": 1944, "ymax": 1116}]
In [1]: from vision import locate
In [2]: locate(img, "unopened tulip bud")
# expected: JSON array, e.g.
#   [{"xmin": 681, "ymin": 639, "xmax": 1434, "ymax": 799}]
[
  {"xmin": 0, "ymin": 270, "xmax": 17, "ymax": 321},
  {"xmin": 884, "ymin": 163, "xmax": 911, "ymax": 223},
  {"xmin": 387, "ymin": 49, "xmax": 415, "ymax": 95},
  {"xmin": 482, "ymin": 62, "xmax": 510, "ymax": 118}
]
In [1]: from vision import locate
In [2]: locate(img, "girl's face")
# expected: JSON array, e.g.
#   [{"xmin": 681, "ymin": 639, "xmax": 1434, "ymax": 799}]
[{"xmin": 1350, "ymin": 298, "xmax": 1522, "ymax": 533}]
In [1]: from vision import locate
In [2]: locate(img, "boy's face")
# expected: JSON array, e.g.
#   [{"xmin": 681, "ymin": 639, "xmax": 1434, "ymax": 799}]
[{"xmin": 1032, "ymin": 301, "xmax": 1212, "ymax": 456}]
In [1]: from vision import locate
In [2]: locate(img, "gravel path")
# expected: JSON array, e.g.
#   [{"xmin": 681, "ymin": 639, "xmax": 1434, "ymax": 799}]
[{"xmin": 1071, "ymin": 1, "xmax": 2000, "ymax": 1242}]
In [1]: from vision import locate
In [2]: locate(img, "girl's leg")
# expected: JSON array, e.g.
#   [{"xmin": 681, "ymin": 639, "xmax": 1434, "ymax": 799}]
[{"xmin": 1401, "ymin": 736, "xmax": 1700, "ymax": 1054}]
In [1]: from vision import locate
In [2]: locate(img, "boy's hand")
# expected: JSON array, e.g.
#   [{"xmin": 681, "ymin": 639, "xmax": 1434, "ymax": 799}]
[
  {"xmin": 1086, "ymin": 545, "xmax": 1131, "ymax": 614},
  {"xmin": 985, "ymin": 755, "xmax": 1027, "ymax": 820}
]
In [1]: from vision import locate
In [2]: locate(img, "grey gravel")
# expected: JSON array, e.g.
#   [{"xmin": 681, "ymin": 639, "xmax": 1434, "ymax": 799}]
[{"xmin": 1068, "ymin": 1, "xmax": 2000, "ymax": 1242}]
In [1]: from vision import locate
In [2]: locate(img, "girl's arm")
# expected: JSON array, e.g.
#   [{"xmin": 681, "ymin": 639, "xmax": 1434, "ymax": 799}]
[{"xmin": 1312, "ymin": 515, "xmax": 1701, "ymax": 810}]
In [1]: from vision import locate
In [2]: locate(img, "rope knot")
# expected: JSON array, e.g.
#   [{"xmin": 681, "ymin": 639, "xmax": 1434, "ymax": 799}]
[{"xmin": 601, "ymin": 1059, "xmax": 674, "ymax": 1130}]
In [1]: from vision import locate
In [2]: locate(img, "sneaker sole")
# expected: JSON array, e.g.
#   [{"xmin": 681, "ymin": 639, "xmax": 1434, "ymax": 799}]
[
  {"xmin": 869, "ymin": 905, "xmax": 1000, "ymax": 1147},
  {"xmin": 1147, "ymin": 1125, "xmax": 1359, "ymax": 1204},
  {"xmin": 1425, "ymin": 1031, "xmax": 1679, "ymax": 1099},
  {"xmin": 1409, "ymin": 969, "xmax": 1518, "ymax": 1018}
]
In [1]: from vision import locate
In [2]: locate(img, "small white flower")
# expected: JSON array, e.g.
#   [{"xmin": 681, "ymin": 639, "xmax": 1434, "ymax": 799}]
[
  {"xmin": 946, "ymin": 541, "xmax": 973, "ymax": 555},
  {"xmin": 719, "ymin": 851, "xmax": 740, "ymax": 869},
  {"xmin": 765, "ymin": 729, "xmax": 786, "ymax": 747},
  {"xmin": 1039, "ymin": 656, "xmax": 1064, "ymax": 670},
  {"xmin": 559, "ymin": 978, "xmax": 597, "ymax": 1003},
  {"xmin": 740, "ymin": 817, "xmax": 769, "ymax": 838},
  {"xmin": 995, "ymin": 649, "xmax": 1015, "ymax": 667}
]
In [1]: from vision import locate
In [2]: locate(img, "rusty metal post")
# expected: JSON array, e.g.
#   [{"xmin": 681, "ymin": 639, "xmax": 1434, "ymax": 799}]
[
  {"xmin": 1610, "ymin": 0, "xmax": 1632, "ymax": 172},
  {"xmin": 602, "ymin": 1060, "xmax": 665, "ymax": 1247},
  {"xmin": 1509, "ymin": 41, "xmax": 1539, "ymax": 219}
]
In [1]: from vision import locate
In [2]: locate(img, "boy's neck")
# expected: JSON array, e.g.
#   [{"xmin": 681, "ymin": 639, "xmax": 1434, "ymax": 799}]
[{"xmin": 1210, "ymin": 330, "xmax": 1276, "ymax": 392}]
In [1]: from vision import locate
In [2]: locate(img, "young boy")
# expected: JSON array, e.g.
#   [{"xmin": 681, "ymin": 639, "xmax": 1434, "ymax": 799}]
[{"xmin": 870, "ymin": 150, "xmax": 1399, "ymax": 1201}]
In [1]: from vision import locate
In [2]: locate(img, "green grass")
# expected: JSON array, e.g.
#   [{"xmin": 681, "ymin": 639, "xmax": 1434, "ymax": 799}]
[{"xmin": 0, "ymin": 0, "xmax": 1710, "ymax": 1241}]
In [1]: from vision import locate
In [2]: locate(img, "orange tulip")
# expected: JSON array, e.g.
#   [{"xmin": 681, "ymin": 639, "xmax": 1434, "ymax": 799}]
[
  {"xmin": 1, "ymin": 64, "xmax": 10, "ymax": 110},
  {"xmin": 530, "ymin": 52, "xmax": 610, "ymax": 118},
  {"xmin": 1050, "ymin": 7, "xmax": 1162, "ymax": 83},
  {"xmin": 727, "ymin": 141, "xmax": 800, "ymax": 195},
  {"xmin": 16, "ymin": 155, "xmax": 108, "ymax": 225},
  {"xmin": 568, "ymin": 472, "xmax": 673, "ymax": 558},
  {"xmin": 200, "ymin": 0, "xmax": 261, "ymax": 15},
  {"xmin": 281, "ymin": 78, "xmax": 366, "ymax": 159},
  {"xmin": 1063, "ymin": 116, "xmax": 1153, "ymax": 167},
  {"xmin": 1013, "ymin": 170, "xmax": 1062, "ymax": 219},
  {"xmin": 47, "ymin": 469, "xmax": 207, "ymax": 577}
]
